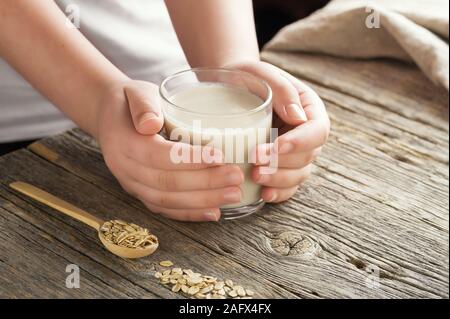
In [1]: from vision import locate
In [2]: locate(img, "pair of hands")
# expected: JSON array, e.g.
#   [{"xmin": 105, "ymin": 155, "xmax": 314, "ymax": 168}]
[{"xmin": 96, "ymin": 61, "xmax": 330, "ymax": 222}]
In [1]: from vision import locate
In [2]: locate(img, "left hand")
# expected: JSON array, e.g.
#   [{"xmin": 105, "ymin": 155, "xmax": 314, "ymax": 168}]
[{"xmin": 226, "ymin": 60, "xmax": 330, "ymax": 203}]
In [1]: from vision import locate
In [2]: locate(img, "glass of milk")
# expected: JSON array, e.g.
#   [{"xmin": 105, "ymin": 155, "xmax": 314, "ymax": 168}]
[{"xmin": 160, "ymin": 68, "xmax": 273, "ymax": 219}]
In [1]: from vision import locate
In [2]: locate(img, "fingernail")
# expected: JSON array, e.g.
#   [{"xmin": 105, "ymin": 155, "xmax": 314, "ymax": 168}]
[
  {"xmin": 226, "ymin": 171, "xmax": 243, "ymax": 185},
  {"xmin": 139, "ymin": 112, "xmax": 158, "ymax": 126},
  {"xmin": 223, "ymin": 188, "xmax": 241, "ymax": 203},
  {"xmin": 266, "ymin": 192, "xmax": 277, "ymax": 202},
  {"xmin": 286, "ymin": 104, "xmax": 307, "ymax": 122},
  {"xmin": 278, "ymin": 142, "xmax": 294, "ymax": 154},
  {"xmin": 204, "ymin": 211, "xmax": 219, "ymax": 222}
]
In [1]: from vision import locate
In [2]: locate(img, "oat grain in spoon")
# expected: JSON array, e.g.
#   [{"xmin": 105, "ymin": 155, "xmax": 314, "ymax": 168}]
[{"xmin": 100, "ymin": 220, "xmax": 158, "ymax": 249}]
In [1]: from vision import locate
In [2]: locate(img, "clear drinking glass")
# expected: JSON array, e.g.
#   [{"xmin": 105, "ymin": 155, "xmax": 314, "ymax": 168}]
[{"xmin": 160, "ymin": 68, "xmax": 273, "ymax": 219}]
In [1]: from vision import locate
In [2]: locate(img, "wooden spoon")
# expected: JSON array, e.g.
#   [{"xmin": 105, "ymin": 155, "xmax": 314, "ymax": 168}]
[{"xmin": 9, "ymin": 181, "xmax": 158, "ymax": 259}]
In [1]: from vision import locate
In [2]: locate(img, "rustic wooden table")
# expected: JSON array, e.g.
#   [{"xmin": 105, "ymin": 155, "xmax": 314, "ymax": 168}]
[{"xmin": 0, "ymin": 52, "xmax": 448, "ymax": 298}]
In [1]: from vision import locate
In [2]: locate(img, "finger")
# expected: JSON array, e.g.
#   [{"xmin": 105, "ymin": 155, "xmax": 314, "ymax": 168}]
[
  {"xmin": 125, "ymin": 179, "xmax": 242, "ymax": 209},
  {"xmin": 253, "ymin": 165, "xmax": 312, "ymax": 188},
  {"xmin": 126, "ymin": 159, "xmax": 244, "ymax": 191},
  {"xmin": 142, "ymin": 201, "xmax": 221, "ymax": 222},
  {"xmin": 261, "ymin": 185, "xmax": 299, "ymax": 203},
  {"xmin": 253, "ymin": 143, "xmax": 321, "ymax": 168},
  {"xmin": 124, "ymin": 81, "xmax": 164, "ymax": 135},
  {"xmin": 275, "ymin": 72, "xmax": 330, "ymax": 153},
  {"xmin": 132, "ymin": 133, "xmax": 224, "ymax": 170},
  {"xmin": 276, "ymin": 119, "xmax": 330, "ymax": 153},
  {"xmin": 232, "ymin": 61, "xmax": 307, "ymax": 125},
  {"xmin": 277, "ymin": 149, "xmax": 321, "ymax": 168},
  {"xmin": 279, "ymin": 70, "xmax": 329, "ymax": 121}
]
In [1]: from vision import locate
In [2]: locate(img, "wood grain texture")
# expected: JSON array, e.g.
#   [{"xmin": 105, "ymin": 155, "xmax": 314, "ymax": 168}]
[
  {"xmin": 0, "ymin": 150, "xmax": 295, "ymax": 299},
  {"xmin": 0, "ymin": 52, "xmax": 447, "ymax": 298},
  {"xmin": 0, "ymin": 204, "xmax": 149, "ymax": 299}
]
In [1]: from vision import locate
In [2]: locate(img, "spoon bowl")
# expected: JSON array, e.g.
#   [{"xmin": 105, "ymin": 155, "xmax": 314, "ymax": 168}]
[{"xmin": 98, "ymin": 231, "xmax": 158, "ymax": 259}]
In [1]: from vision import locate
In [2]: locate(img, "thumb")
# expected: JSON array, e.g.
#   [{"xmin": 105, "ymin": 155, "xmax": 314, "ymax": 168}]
[{"xmin": 124, "ymin": 81, "xmax": 164, "ymax": 135}]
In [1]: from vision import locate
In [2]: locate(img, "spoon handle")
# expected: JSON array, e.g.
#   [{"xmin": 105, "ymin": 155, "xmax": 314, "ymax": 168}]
[{"xmin": 10, "ymin": 181, "xmax": 103, "ymax": 230}]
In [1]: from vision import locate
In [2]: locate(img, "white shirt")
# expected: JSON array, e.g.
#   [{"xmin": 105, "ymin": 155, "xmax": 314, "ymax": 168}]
[{"xmin": 0, "ymin": 0, "xmax": 188, "ymax": 143}]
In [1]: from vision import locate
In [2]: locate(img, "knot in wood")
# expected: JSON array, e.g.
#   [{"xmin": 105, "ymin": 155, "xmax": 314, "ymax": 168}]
[{"xmin": 270, "ymin": 231, "xmax": 320, "ymax": 258}]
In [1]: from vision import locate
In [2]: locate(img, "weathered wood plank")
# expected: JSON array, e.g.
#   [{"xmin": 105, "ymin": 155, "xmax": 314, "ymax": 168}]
[
  {"xmin": 25, "ymin": 124, "xmax": 448, "ymax": 298},
  {"xmin": 0, "ymin": 149, "xmax": 296, "ymax": 299},
  {"xmin": 316, "ymin": 84, "xmax": 449, "ymax": 166},
  {"xmin": 259, "ymin": 51, "xmax": 449, "ymax": 297},
  {"xmin": 0, "ymin": 204, "xmax": 152, "ymax": 298}
]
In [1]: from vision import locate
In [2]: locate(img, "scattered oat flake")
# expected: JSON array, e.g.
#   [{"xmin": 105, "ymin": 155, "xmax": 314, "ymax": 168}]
[
  {"xmin": 246, "ymin": 289, "xmax": 255, "ymax": 296},
  {"xmin": 159, "ymin": 260, "xmax": 174, "ymax": 267},
  {"xmin": 154, "ymin": 262, "xmax": 255, "ymax": 299},
  {"xmin": 154, "ymin": 272, "xmax": 162, "ymax": 279}
]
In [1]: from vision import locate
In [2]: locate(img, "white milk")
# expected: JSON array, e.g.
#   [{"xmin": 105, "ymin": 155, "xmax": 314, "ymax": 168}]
[{"xmin": 163, "ymin": 84, "xmax": 272, "ymax": 209}]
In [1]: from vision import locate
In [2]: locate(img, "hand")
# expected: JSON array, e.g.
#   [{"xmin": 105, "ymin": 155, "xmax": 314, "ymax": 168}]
[
  {"xmin": 96, "ymin": 80, "xmax": 244, "ymax": 222},
  {"xmin": 226, "ymin": 60, "xmax": 330, "ymax": 203}
]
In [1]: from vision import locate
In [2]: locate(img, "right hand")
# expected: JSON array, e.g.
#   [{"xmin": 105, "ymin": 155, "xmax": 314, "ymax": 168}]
[{"xmin": 95, "ymin": 80, "xmax": 243, "ymax": 221}]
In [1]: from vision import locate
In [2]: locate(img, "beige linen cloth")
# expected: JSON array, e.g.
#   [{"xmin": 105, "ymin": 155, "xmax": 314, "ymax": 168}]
[{"xmin": 264, "ymin": 0, "xmax": 449, "ymax": 90}]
